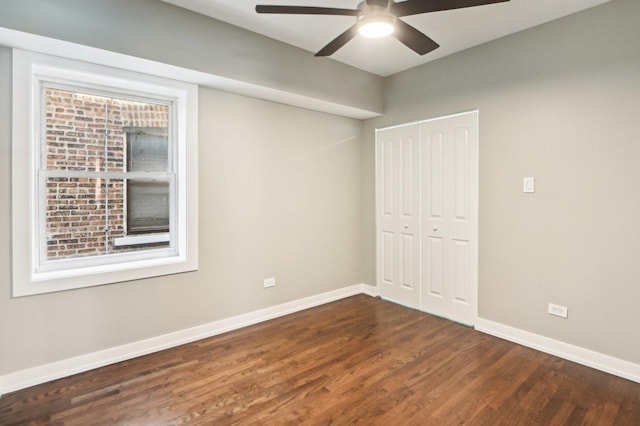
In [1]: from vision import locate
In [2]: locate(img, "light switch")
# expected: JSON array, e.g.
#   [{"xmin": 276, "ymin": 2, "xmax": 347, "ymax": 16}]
[{"xmin": 523, "ymin": 177, "xmax": 535, "ymax": 193}]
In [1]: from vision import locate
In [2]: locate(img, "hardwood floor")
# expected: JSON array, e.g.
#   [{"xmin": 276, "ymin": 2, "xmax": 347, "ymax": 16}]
[{"xmin": 1, "ymin": 295, "xmax": 639, "ymax": 425}]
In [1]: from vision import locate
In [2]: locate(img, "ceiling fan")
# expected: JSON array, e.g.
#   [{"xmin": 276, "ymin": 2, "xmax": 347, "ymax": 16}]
[{"xmin": 256, "ymin": 0, "xmax": 510, "ymax": 57}]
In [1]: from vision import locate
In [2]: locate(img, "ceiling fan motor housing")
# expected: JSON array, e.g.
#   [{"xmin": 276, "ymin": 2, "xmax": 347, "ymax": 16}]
[
  {"xmin": 358, "ymin": 0, "xmax": 394, "ymax": 16},
  {"xmin": 357, "ymin": 0, "xmax": 397, "ymax": 37},
  {"xmin": 363, "ymin": 0, "xmax": 393, "ymax": 8}
]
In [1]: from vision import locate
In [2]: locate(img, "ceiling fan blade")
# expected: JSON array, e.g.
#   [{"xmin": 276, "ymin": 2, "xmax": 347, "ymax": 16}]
[
  {"xmin": 393, "ymin": 20, "xmax": 439, "ymax": 55},
  {"xmin": 256, "ymin": 5, "xmax": 359, "ymax": 16},
  {"xmin": 315, "ymin": 24, "xmax": 359, "ymax": 57},
  {"xmin": 393, "ymin": 0, "xmax": 509, "ymax": 18}
]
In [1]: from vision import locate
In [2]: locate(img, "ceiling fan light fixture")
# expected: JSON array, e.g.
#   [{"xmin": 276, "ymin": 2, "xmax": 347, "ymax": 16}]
[{"xmin": 357, "ymin": 14, "xmax": 396, "ymax": 38}]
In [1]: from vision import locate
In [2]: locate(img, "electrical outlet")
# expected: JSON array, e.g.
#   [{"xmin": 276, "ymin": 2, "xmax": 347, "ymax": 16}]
[
  {"xmin": 264, "ymin": 277, "xmax": 275, "ymax": 288},
  {"xmin": 548, "ymin": 303, "xmax": 568, "ymax": 318}
]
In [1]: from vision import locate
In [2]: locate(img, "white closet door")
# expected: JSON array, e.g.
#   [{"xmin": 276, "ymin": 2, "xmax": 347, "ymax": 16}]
[
  {"xmin": 421, "ymin": 111, "xmax": 478, "ymax": 325},
  {"xmin": 376, "ymin": 124, "xmax": 421, "ymax": 309}
]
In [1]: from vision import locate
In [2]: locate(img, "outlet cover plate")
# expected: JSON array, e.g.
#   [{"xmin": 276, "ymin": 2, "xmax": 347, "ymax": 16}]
[
  {"xmin": 264, "ymin": 277, "xmax": 276, "ymax": 288},
  {"xmin": 548, "ymin": 303, "xmax": 568, "ymax": 318}
]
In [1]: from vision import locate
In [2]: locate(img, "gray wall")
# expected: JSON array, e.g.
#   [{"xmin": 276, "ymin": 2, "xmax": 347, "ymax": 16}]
[
  {"xmin": 362, "ymin": 0, "xmax": 640, "ymax": 364},
  {"xmin": 0, "ymin": 0, "xmax": 382, "ymax": 115},
  {"xmin": 0, "ymin": 47, "xmax": 363, "ymax": 374}
]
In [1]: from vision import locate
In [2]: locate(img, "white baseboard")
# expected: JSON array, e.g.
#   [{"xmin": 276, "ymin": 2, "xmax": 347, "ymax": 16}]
[
  {"xmin": 0, "ymin": 283, "xmax": 378, "ymax": 396},
  {"xmin": 360, "ymin": 283, "xmax": 379, "ymax": 297},
  {"xmin": 475, "ymin": 318, "xmax": 640, "ymax": 384}
]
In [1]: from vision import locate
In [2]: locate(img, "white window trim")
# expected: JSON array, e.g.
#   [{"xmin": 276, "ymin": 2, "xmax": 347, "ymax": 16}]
[{"xmin": 12, "ymin": 49, "xmax": 199, "ymax": 297}]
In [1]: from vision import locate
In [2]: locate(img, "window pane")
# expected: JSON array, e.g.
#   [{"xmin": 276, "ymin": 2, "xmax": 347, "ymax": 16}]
[
  {"xmin": 114, "ymin": 98, "xmax": 169, "ymax": 134},
  {"xmin": 126, "ymin": 129, "xmax": 169, "ymax": 172},
  {"xmin": 45, "ymin": 176, "xmax": 171, "ymax": 260},
  {"xmin": 45, "ymin": 88, "xmax": 169, "ymax": 173},
  {"xmin": 45, "ymin": 177, "xmax": 124, "ymax": 260},
  {"xmin": 45, "ymin": 88, "xmax": 110, "ymax": 172},
  {"xmin": 126, "ymin": 180, "xmax": 170, "ymax": 234}
]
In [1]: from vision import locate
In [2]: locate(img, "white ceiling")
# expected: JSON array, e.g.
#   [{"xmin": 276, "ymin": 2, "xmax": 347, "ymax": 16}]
[{"xmin": 163, "ymin": 0, "xmax": 610, "ymax": 77}]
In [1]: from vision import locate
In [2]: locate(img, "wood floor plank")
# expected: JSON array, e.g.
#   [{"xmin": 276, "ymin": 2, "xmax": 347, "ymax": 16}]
[{"xmin": 1, "ymin": 295, "xmax": 639, "ymax": 425}]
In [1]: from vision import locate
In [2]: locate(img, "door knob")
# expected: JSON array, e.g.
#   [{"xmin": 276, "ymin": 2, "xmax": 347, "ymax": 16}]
[
  {"xmin": 433, "ymin": 226, "xmax": 438, "ymax": 232},
  {"xmin": 404, "ymin": 224, "xmax": 409, "ymax": 229}
]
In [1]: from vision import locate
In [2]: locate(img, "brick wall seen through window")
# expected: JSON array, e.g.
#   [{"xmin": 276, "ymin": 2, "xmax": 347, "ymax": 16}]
[{"xmin": 45, "ymin": 88, "xmax": 169, "ymax": 260}]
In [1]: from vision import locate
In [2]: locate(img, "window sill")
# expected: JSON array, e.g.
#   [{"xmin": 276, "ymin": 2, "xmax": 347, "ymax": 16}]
[{"xmin": 114, "ymin": 234, "xmax": 170, "ymax": 247}]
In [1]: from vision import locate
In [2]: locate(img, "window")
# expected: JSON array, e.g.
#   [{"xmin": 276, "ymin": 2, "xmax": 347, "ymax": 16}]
[{"xmin": 12, "ymin": 50, "xmax": 198, "ymax": 297}]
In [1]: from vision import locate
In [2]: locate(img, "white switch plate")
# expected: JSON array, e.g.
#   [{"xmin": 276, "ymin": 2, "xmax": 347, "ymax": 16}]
[
  {"xmin": 523, "ymin": 177, "xmax": 535, "ymax": 193},
  {"xmin": 548, "ymin": 303, "xmax": 568, "ymax": 318},
  {"xmin": 264, "ymin": 277, "xmax": 276, "ymax": 288}
]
